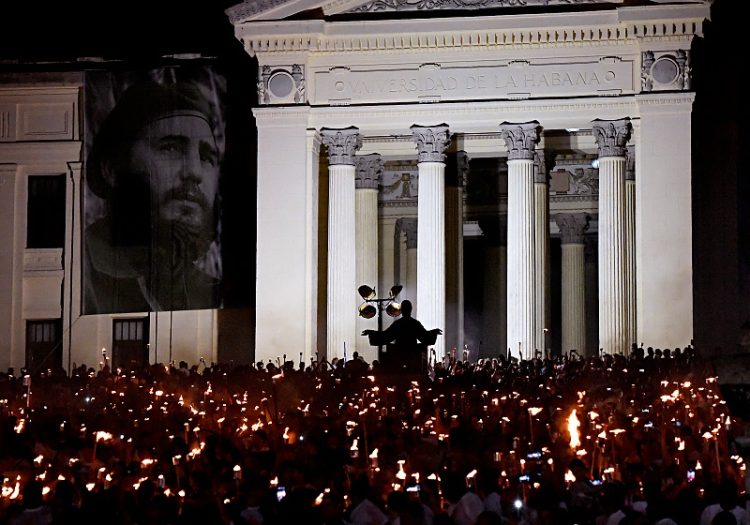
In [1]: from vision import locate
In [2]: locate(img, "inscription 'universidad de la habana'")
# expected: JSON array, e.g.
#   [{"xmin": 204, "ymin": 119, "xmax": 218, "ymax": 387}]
[{"xmin": 314, "ymin": 61, "xmax": 634, "ymax": 103}]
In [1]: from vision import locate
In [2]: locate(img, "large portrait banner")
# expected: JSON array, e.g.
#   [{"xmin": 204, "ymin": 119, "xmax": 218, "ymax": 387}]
[{"xmin": 83, "ymin": 65, "xmax": 252, "ymax": 314}]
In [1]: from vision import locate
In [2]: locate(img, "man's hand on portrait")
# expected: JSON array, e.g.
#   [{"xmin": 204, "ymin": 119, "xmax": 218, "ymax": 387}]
[{"xmin": 361, "ymin": 330, "xmax": 375, "ymax": 336}]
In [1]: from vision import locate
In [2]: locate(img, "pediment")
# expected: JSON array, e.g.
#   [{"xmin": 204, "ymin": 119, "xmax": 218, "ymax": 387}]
[
  {"xmin": 335, "ymin": 0, "xmax": 622, "ymax": 16},
  {"xmin": 227, "ymin": 0, "xmax": 706, "ymax": 23}
]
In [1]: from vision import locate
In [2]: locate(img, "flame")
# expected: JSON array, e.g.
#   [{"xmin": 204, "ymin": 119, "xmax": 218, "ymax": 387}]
[
  {"xmin": 396, "ymin": 460, "xmax": 407, "ymax": 480},
  {"xmin": 95, "ymin": 431, "xmax": 113, "ymax": 442},
  {"xmin": 568, "ymin": 409, "xmax": 581, "ymax": 450}
]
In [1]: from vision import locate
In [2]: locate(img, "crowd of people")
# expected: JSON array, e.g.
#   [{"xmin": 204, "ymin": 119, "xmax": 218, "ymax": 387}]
[{"xmin": 1, "ymin": 346, "xmax": 749, "ymax": 525}]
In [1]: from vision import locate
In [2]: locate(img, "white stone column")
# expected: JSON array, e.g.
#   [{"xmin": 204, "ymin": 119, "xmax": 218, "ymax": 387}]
[
  {"xmin": 446, "ymin": 152, "xmax": 467, "ymax": 357},
  {"xmin": 533, "ymin": 151, "xmax": 549, "ymax": 355},
  {"xmin": 355, "ymin": 153, "xmax": 383, "ymax": 361},
  {"xmin": 500, "ymin": 121, "xmax": 540, "ymax": 360},
  {"xmin": 480, "ymin": 217, "xmax": 507, "ymax": 358},
  {"xmin": 254, "ymin": 108, "xmax": 316, "ymax": 363},
  {"xmin": 635, "ymin": 96, "xmax": 693, "ymax": 349},
  {"xmin": 321, "ymin": 127, "xmax": 362, "ymax": 360},
  {"xmin": 555, "ymin": 213, "xmax": 589, "ymax": 355},
  {"xmin": 401, "ymin": 218, "xmax": 418, "ymax": 306},
  {"xmin": 625, "ymin": 146, "xmax": 637, "ymax": 349},
  {"xmin": 593, "ymin": 118, "xmax": 632, "ymax": 355},
  {"xmin": 411, "ymin": 124, "xmax": 451, "ymax": 358}
]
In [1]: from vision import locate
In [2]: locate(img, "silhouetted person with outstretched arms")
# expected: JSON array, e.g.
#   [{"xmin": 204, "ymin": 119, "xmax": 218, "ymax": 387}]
[{"xmin": 362, "ymin": 299, "xmax": 442, "ymax": 373}]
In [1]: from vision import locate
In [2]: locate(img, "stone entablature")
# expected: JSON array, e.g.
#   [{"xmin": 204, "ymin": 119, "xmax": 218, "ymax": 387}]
[{"xmin": 242, "ymin": 3, "xmax": 706, "ymax": 106}]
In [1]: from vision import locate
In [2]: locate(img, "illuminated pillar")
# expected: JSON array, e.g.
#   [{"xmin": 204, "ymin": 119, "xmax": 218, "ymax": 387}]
[
  {"xmin": 625, "ymin": 145, "xmax": 637, "ymax": 349},
  {"xmin": 555, "ymin": 213, "xmax": 589, "ymax": 355},
  {"xmin": 533, "ymin": 150, "xmax": 549, "ymax": 355},
  {"xmin": 411, "ymin": 124, "xmax": 451, "ymax": 358},
  {"xmin": 593, "ymin": 118, "xmax": 631, "ymax": 355},
  {"xmin": 500, "ymin": 121, "xmax": 540, "ymax": 360},
  {"xmin": 355, "ymin": 153, "xmax": 383, "ymax": 360},
  {"xmin": 321, "ymin": 127, "xmax": 362, "ymax": 360},
  {"xmin": 446, "ymin": 151, "xmax": 467, "ymax": 356}
]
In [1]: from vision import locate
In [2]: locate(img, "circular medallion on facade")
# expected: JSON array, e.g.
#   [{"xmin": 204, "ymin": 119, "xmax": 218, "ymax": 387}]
[
  {"xmin": 651, "ymin": 56, "xmax": 679, "ymax": 85},
  {"xmin": 268, "ymin": 71, "xmax": 294, "ymax": 98}
]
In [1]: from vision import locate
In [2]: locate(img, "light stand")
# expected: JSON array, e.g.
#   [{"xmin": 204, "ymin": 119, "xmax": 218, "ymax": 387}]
[{"xmin": 357, "ymin": 285, "xmax": 403, "ymax": 356}]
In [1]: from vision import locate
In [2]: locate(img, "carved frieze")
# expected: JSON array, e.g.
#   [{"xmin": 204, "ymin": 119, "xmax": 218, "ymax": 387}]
[
  {"xmin": 316, "ymin": 60, "xmax": 634, "ymax": 106},
  {"xmin": 641, "ymin": 50, "xmax": 691, "ymax": 93},
  {"xmin": 381, "ymin": 169, "xmax": 418, "ymax": 200},
  {"xmin": 550, "ymin": 154, "xmax": 599, "ymax": 196},
  {"xmin": 569, "ymin": 168, "xmax": 599, "ymax": 195},
  {"xmin": 349, "ymin": 0, "xmax": 614, "ymax": 14},
  {"xmin": 258, "ymin": 64, "xmax": 305, "ymax": 105}
]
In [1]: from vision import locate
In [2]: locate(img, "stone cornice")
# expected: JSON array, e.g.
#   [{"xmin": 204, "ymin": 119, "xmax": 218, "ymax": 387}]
[
  {"xmin": 253, "ymin": 106, "xmax": 311, "ymax": 125},
  {"xmin": 234, "ymin": 5, "xmax": 706, "ymax": 56}
]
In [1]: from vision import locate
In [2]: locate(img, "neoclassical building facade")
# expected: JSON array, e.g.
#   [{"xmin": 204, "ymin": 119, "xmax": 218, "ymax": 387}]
[
  {"xmin": 229, "ymin": 0, "xmax": 708, "ymax": 362},
  {"xmin": 0, "ymin": 0, "xmax": 716, "ymax": 373}
]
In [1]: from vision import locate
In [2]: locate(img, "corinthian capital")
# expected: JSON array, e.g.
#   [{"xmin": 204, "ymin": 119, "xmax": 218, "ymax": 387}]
[
  {"xmin": 355, "ymin": 154, "xmax": 384, "ymax": 189},
  {"xmin": 592, "ymin": 118, "xmax": 632, "ymax": 158},
  {"xmin": 499, "ymin": 121, "xmax": 541, "ymax": 161},
  {"xmin": 410, "ymin": 124, "xmax": 451, "ymax": 163},
  {"xmin": 321, "ymin": 127, "xmax": 362, "ymax": 165},
  {"xmin": 555, "ymin": 213, "xmax": 589, "ymax": 245}
]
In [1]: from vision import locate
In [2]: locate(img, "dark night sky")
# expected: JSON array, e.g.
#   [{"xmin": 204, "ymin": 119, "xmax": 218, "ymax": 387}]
[{"xmin": 0, "ymin": 1, "xmax": 242, "ymax": 61}]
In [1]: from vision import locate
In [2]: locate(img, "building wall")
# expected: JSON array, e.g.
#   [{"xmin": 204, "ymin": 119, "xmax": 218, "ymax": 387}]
[{"xmin": 0, "ymin": 78, "xmax": 220, "ymax": 373}]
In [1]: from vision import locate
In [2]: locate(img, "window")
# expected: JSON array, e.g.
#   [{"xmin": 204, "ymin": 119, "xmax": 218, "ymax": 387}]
[
  {"xmin": 26, "ymin": 319, "xmax": 62, "ymax": 372},
  {"xmin": 27, "ymin": 174, "xmax": 66, "ymax": 248},
  {"xmin": 112, "ymin": 318, "xmax": 149, "ymax": 369}
]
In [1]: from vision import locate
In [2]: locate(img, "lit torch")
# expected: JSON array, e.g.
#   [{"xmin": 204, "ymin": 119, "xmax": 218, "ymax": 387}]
[{"xmin": 568, "ymin": 409, "xmax": 581, "ymax": 450}]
